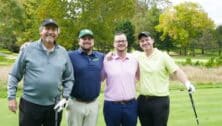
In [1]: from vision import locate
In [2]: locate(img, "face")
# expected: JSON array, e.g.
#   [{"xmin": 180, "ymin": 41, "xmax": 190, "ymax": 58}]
[
  {"xmin": 79, "ymin": 35, "xmax": 94, "ymax": 51},
  {"xmin": 139, "ymin": 36, "xmax": 154, "ymax": 51},
  {"xmin": 114, "ymin": 34, "xmax": 128, "ymax": 52},
  {"xmin": 40, "ymin": 25, "xmax": 59, "ymax": 44}
]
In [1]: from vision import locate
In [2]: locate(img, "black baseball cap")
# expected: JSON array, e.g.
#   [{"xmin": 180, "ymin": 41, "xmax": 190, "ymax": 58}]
[
  {"xmin": 138, "ymin": 31, "xmax": 151, "ymax": 40},
  {"xmin": 41, "ymin": 19, "xmax": 58, "ymax": 27}
]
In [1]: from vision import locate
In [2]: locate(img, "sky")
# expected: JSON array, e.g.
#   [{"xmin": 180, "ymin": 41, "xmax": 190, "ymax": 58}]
[{"xmin": 170, "ymin": 0, "xmax": 222, "ymax": 26}]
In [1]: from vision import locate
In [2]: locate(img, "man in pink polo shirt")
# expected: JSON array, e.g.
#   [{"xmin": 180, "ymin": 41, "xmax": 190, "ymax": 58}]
[{"xmin": 102, "ymin": 32, "xmax": 140, "ymax": 126}]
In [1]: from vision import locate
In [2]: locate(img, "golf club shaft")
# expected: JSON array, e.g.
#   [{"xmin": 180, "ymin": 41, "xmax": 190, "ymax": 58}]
[{"xmin": 189, "ymin": 93, "xmax": 199, "ymax": 125}]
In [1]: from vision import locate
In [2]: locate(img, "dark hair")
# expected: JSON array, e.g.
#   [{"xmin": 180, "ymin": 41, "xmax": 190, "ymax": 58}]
[{"xmin": 138, "ymin": 31, "xmax": 153, "ymax": 40}]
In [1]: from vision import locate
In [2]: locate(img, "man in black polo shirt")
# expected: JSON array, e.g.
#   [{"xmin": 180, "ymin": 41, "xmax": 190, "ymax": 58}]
[{"xmin": 67, "ymin": 29, "xmax": 104, "ymax": 126}]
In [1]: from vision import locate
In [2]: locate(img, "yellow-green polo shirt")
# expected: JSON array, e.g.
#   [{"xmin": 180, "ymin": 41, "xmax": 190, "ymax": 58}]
[{"xmin": 133, "ymin": 48, "xmax": 179, "ymax": 96}]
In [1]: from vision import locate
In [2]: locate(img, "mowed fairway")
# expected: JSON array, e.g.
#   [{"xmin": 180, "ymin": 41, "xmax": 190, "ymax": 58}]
[
  {"xmin": 169, "ymin": 87, "xmax": 222, "ymax": 126},
  {"xmin": 1, "ymin": 87, "xmax": 222, "ymax": 126}
]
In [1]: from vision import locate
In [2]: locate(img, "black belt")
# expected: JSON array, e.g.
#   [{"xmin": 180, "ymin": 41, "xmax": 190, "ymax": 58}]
[
  {"xmin": 110, "ymin": 98, "xmax": 135, "ymax": 104},
  {"xmin": 139, "ymin": 95, "xmax": 168, "ymax": 100},
  {"xmin": 72, "ymin": 97, "xmax": 95, "ymax": 104}
]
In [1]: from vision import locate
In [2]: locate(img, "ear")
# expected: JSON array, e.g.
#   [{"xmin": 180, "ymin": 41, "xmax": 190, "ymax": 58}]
[
  {"xmin": 78, "ymin": 39, "xmax": 81, "ymax": 45},
  {"xmin": 57, "ymin": 28, "xmax": 60, "ymax": 34},
  {"xmin": 151, "ymin": 38, "xmax": 155, "ymax": 44}
]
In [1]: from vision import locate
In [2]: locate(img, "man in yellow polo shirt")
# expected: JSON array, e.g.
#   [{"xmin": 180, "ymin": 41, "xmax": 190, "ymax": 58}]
[{"xmin": 135, "ymin": 31, "xmax": 195, "ymax": 126}]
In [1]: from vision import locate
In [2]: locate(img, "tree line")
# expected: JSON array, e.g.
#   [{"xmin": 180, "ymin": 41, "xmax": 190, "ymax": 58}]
[{"xmin": 0, "ymin": 0, "xmax": 222, "ymax": 56}]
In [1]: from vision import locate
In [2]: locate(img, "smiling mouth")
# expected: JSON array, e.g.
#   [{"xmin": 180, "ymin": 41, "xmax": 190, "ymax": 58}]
[
  {"xmin": 83, "ymin": 43, "xmax": 92, "ymax": 45},
  {"xmin": 46, "ymin": 35, "xmax": 54, "ymax": 37}
]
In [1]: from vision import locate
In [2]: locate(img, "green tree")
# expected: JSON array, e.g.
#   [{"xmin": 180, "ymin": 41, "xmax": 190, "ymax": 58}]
[
  {"xmin": 115, "ymin": 20, "xmax": 135, "ymax": 52},
  {"xmin": 215, "ymin": 25, "xmax": 222, "ymax": 55},
  {"xmin": 156, "ymin": 2, "xmax": 215, "ymax": 55},
  {"xmin": 0, "ymin": 0, "xmax": 25, "ymax": 52},
  {"xmin": 132, "ymin": 0, "xmax": 175, "ymax": 51},
  {"xmin": 72, "ymin": 0, "xmax": 136, "ymax": 51},
  {"xmin": 196, "ymin": 29, "xmax": 216, "ymax": 55},
  {"xmin": 20, "ymin": 0, "xmax": 76, "ymax": 49}
]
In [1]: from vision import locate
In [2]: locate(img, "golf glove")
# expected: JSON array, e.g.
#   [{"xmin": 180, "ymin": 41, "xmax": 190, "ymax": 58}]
[
  {"xmin": 185, "ymin": 81, "xmax": 196, "ymax": 93},
  {"xmin": 54, "ymin": 98, "xmax": 67, "ymax": 112}
]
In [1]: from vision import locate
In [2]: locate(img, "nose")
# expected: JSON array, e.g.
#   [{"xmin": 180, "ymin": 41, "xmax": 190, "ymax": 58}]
[{"xmin": 47, "ymin": 29, "xmax": 54, "ymax": 33}]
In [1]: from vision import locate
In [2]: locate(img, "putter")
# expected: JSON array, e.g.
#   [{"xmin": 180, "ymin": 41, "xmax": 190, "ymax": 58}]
[{"xmin": 188, "ymin": 91, "xmax": 199, "ymax": 125}]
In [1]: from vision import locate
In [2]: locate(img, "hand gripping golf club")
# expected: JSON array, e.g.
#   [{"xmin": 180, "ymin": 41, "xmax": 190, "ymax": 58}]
[{"xmin": 188, "ymin": 90, "xmax": 199, "ymax": 125}]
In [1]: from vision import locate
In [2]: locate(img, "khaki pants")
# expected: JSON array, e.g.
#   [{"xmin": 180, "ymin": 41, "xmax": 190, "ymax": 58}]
[{"xmin": 66, "ymin": 98, "xmax": 99, "ymax": 126}]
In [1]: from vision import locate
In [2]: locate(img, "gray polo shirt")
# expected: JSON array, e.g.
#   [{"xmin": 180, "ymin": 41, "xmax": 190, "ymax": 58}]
[{"xmin": 7, "ymin": 40, "xmax": 74, "ymax": 105}]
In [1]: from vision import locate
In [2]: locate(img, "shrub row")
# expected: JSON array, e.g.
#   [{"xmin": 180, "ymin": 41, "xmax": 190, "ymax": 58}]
[{"xmin": 179, "ymin": 56, "xmax": 222, "ymax": 67}]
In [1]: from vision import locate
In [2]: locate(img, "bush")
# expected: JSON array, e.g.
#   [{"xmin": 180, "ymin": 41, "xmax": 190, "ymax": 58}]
[
  {"xmin": 205, "ymin": 57, "xmax": 215, "ymax": 67},
  {"xmin": 204, "ymin": 56, "xmax": 222, "ymax": 67},
  {"xmin": 215, "ymin": 56, "xmax": 222, "ymax": 66},
  {"xmin": 177, "ymin": 56, "xmax": 222, "ymax": 68},
  {"xmin": 185, "ymin": 57, "xmax": 192, "ymax": 65},
  {"xmin": 194, "ymin": 60, "xmax": 201, "ymax": 66}
]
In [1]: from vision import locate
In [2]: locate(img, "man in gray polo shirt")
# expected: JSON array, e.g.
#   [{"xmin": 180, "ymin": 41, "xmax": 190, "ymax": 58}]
[{"xmin": 7, "ymin": 19, "xmax": 74, "ymax": 126}]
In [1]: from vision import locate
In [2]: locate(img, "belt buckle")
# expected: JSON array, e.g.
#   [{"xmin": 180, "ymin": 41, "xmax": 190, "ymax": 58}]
[{"xmin": 120, "ymin": 101, "xmax": 126, "ymax": 104}]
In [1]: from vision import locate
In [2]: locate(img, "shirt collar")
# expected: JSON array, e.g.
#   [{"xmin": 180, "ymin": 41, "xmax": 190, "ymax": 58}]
[
  {"xmin": 77, "ymin": 48, "xmax": 96, "ymax": 57},
  {"xmin": 37, "ymin": 39, "xmax": 58, "ymax": 53},
  {"xmin": 42, "ymin": 43, "xmax": 55, "ymax": 52},
  {"xmin": 113, "ymin": 53, "xmax": 129, "ymax": 60}
]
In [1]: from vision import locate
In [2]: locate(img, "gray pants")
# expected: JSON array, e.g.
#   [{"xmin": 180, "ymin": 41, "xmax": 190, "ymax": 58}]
[{"xmin": 66, "ymin": 98, "xmax": 99, "ymax": 126}]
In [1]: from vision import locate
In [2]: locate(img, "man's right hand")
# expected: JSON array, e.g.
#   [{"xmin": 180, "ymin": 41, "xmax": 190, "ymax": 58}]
[
  {"xmin": 54, "ymin": 98, "xmax": 67, "ymax": 112},
  {"xmin": 8, "ymin": 99, "xmax": 17, "ymax": 113},
  {"xmin": 105, "ymin": 51, "xmax": 114, "ymax": 61}
]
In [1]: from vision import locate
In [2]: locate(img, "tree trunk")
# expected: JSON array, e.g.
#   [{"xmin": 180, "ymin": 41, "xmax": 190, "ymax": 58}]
[
  {"xmin": 184, "ymin": 47, "xmax": 187, "ymax": 56},
  {"xmin": 219, "ymin": 47, "xmax": 221, "ymax": 56},
  {"xmin": 201, "ymin": 47, "xmax": 205, "ymax": 55},
  {"xmin": 192, "ymin": 47, "xmax": 195, "ymax": 56},
  {"xmin": 179, "ymin": 48, "xmax": 182, "ymax": 55}
]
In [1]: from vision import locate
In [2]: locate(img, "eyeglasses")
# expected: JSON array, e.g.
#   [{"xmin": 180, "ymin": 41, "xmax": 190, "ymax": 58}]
[{"xmin": 115, "ymin": 40, "xmax": 127, "ymax": 43}]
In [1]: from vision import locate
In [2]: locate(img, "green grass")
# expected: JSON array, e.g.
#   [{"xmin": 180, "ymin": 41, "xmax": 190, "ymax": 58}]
[
  {"xmin": 1, "ymin": 87, "xmax": 222, "ymax": 126},
  {"xmin": 0, "ymin": 48, "xmax": 17, "ymax": 66},
  {"xmin": 0, "ymin": 48, "xmax": 15, "ymax": 55},
  {"xmin": 0, "ymin": 56, "xmax": 15, "ymax": 66}
]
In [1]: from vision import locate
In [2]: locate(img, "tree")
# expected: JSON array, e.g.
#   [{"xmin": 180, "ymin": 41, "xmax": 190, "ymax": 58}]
[
  {"xmin": 138, "ymin": 0, "xmax": 171, "ymax": 9},
  {"xmin": 0, "ymin": 0, "xmax": 25, "ymax": 52},
  {"xmin": 73, "ymin": 0, "xmax": 136, "ymax": 51},
  {"xmin": 21, "ymin": 0, "xmax": 136, "ymax": 51},
  {"xmin": 132, "ymin": 0, "xmax": 175, "ymax": 51},
  {"xmin": 156, "ymin": 2, "xmax": 215, "ymax": 55},
  {"xmin": 115, "ymin": 20, "xmax": 135, "ymax": 52},
  {"xmin": 20, "ymin": 0, "xmax": 76, "ymax": 49},
  {"xmin": 196, "ymin": 29, "xmax": 216, "ymax": 55},
  {"xmin": 215, "ymin": 25, "xmax": 222, "ymax": 55}
]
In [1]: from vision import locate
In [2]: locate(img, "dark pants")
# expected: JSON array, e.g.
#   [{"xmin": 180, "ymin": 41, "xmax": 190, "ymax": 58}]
[
  {"xmin": 103, "ymin": 99, "xmax": 137, "ymax": 126},
  {"xmin": 19, "ymin": 98, "xmax": 62, "ymax": 126},
  {"xmin": 137, "ymin": 95, "xmax": 169, "ymax": 126}
]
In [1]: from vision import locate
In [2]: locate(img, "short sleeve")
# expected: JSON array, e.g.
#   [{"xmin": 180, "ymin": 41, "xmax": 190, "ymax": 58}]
[{"xmin": 163, "ymin": 52, "xmax": 179, "ymax": 74}]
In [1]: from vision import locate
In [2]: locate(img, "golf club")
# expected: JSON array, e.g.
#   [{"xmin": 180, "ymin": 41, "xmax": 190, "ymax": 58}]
[
  {"xmin": 188, "ymin": 91, "xmax": 199, "ymax": 125},
  {"xmin": 55, "ymin": 96, "xmax": 59, "ymax": 126}
]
